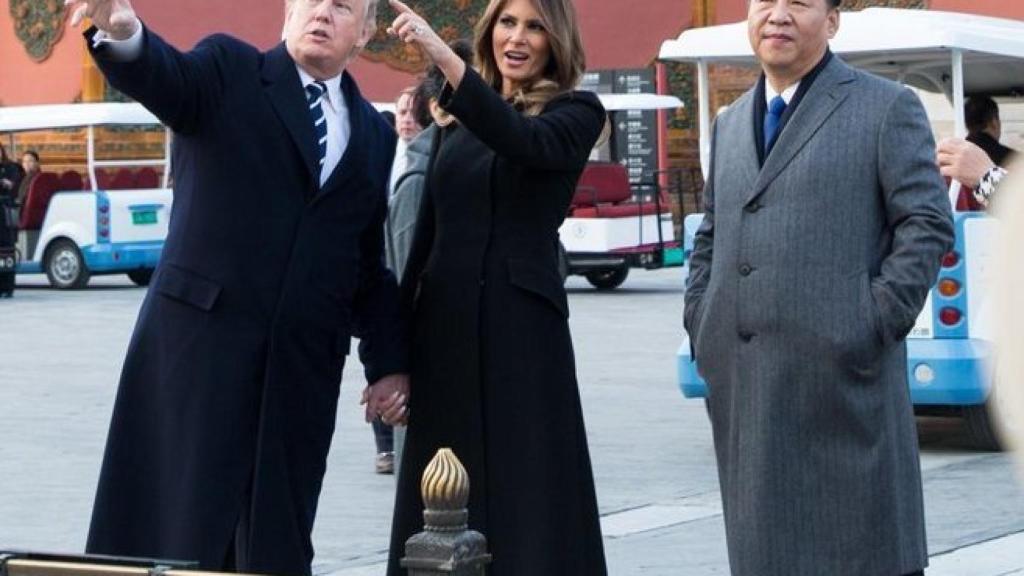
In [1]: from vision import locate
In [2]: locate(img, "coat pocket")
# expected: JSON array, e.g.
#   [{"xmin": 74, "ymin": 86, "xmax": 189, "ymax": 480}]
[
  {"xmin": 507, "ymin": 258, "xmax": 570, "ymax": 318},
  {"xmin": 155, "ymin": 264, "xmax": 223, "ymax": 312}
]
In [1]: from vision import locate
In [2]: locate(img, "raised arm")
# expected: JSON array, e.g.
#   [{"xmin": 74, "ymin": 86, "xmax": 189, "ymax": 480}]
[
  {"xmin": 385, "ymin": 0, "xmax": 605, "ymax": 171},
  {"xmin": 67, "ymin": 0, "xmax": 229, "ymax": 135}
]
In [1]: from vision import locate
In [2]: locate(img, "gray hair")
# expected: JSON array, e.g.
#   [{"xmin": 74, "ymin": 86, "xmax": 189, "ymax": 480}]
[{"xmin": 284, "ymin": 0, "xmax": 378, "ymax": 27}]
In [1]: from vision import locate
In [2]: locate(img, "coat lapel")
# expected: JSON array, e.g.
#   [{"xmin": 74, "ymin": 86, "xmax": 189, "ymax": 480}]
[
  {"xmin": 745, "ymin": 57, "xmax": 856, "ymax": 207},
  {"xmin": 316, "ymin": 72, "xmax": 370, "ymax": 202},
  {"xmin": 262, "ymin": 43, "xmax": 318, "ymax": 183},
  {"xmin": 729, "ymin": 91, "xmax": 761, "ymax": 190}
]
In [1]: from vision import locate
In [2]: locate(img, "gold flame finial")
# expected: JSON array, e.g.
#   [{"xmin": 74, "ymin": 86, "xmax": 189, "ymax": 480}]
[{"xmin": 420, "ymin": 448, "xmax": 470, "ymax": 512}]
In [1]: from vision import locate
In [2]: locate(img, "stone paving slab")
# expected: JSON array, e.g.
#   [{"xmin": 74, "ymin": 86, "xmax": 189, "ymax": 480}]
[{"xmin": 3, "ymin": 272, "xmax": 1024, "ymax": 576}]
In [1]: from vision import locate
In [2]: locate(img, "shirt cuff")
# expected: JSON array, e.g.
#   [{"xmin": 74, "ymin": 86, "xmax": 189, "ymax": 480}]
[
  {"xmin": 91, "ymin": 18, "xmax": 144, "ymax": 62},
  {"xmin": 974, "ymin": 165, "xmax": 1007, "ymax": 207}
]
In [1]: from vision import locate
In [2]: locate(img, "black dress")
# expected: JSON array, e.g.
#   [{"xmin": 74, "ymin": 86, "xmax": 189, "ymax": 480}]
[{"xmin": 386, "ymin": 68, "xmax": 608, "ymax": 575}]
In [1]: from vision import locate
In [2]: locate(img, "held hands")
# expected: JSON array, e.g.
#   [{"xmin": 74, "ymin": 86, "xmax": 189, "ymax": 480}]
[
  {"xmin": 64, "ymin": 0, "xmax": 139, "ymax": 40},
  {"xmin": 937, "ymin": 137, "xmax": 996, "ymax": 189},
  {"xmin": 387, "ymin": 0, "xmax": 465, "ymax": 87},
  {"xmin": 361, "ymin": 373, "xmax": 410, "ymax": 426}
]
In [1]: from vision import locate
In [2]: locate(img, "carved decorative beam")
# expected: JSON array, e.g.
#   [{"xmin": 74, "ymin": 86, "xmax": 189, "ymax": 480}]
[{"xmin": 9, "ymin": 0, "xmax": 68, "ymax": 62}]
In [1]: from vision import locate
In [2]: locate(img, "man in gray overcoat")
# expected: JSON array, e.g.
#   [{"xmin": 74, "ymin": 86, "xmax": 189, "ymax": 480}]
[{"xmin": 684, "ymin": 1, "xmax": 955, "ymax": 575}]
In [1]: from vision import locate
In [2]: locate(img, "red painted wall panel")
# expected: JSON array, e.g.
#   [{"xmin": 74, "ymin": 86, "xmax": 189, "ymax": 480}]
[
  {"xmin": 929, "ymin": 0, "xmax": 1024, "ymax": 20},
  {"xmin": 0, "ymin": 9, "xmax": 83, "ymax": 105}
]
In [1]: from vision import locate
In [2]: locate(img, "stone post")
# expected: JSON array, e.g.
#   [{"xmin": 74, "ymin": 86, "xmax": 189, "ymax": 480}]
[{"xmin": 401, "ymin": 448, "xmax": 491, "ymax": 575}]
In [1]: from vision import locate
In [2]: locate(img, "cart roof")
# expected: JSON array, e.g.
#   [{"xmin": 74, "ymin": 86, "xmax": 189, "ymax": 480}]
[
  {"xmin": 597, "ymin": 93, "xmax": 684, "ymax": 111},
  {"xmin": 659, "ymin": 8, "xmax": 1024, "ymax": 96},
  {"xmin": 0, "ymin": 102, "xmax": 163, "ymax": 132}
]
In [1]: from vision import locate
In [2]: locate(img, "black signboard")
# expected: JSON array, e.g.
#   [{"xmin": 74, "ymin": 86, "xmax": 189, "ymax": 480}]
[{"xmin": 611, "ymin": 69, "xmax": 658, "ymax": 194}]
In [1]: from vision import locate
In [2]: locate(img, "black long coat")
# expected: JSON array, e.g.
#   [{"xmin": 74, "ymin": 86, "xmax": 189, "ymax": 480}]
[
  {"xmin": 386, "ymin": 68, "xmax": 608, "ymax": 575},
  {"xmin": 83, "ymin": 28, "xmax": 405, "ymax": 576}
]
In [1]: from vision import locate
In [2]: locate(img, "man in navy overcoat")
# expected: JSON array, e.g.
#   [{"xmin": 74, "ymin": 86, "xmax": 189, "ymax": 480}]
[{"xmin": 65, "ymin": 0, "xmax": 410, "ymax": 574}]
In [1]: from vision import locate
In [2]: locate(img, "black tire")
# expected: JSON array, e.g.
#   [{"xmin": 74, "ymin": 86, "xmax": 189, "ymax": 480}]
[
  {"xmin": 963, "ymin": 404, "xmax": 1002, "ymax": 451},
  {"xmin": 585, "ymin": 266, "xmax": 629, "ymax": 291},
  {"xmin": 45, "ymin": 239, "xmax": 90, "ymax": 289},
  {"xmin": 962, "ymin": 373, "xmax": 1015, "ymax": 451},
  {"xmin": 127, "ymin": 268, "xmax": 154, "ymax": 286},
  {"xmin": 557, "ymin": 241, "xmax": 569, "ymax": 284}
]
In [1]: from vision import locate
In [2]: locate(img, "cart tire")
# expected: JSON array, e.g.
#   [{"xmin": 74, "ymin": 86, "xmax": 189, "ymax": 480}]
[
  {"xmin": 127, "ymin": 268, "xmax": 154, "ymax": 286},
  {"xmin": 963, "ymin": 404, "xmax": 1002, "ymax": 451},
  {"xmin": 557, "ymin": 241, "xmax": 569, "ymax": 283},
  {"xmin": 586, "ymin": 266, "xmax": 629, "ymax": 290},
  {"xmin": 45, "ymin": 239, "xmax": 90, "ymax": 289}
]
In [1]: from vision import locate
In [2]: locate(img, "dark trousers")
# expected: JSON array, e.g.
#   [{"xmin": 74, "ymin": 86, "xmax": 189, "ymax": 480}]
[{"xmin": 372, "ymin": 417, "xmax": 393, "ymax": 453}]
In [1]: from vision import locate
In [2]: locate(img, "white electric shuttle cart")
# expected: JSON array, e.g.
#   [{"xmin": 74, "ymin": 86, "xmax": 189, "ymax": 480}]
[{"xmin": 0, "ymin": 102, "xmax": 172, "ymax": 289}]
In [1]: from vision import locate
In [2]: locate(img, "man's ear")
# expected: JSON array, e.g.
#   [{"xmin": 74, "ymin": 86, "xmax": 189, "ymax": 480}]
[
  {"xmin": 827, "ymin": 9, "xmax": 840, "ymax": 39},
  {"xmin": 356, "ymin": 17, "xmax": 376, "ymax": 50}
]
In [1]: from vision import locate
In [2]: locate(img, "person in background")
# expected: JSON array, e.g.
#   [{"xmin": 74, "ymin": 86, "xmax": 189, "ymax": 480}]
[
  {"xmin": 941, "ymin": 97, "xmax": 1017, "ymax": 210},
  {"xmin": 388, "ymin": 87, "xmax": 422, "ymax": 193},
  {"xmin": 16, "ymin": 151, "xmax": 41, "ymax": 206},
  {"xmin": 0, "ymin": 144, "xmax": 24, "ymax": 201},
  {"xmin": 384, "ymin": 0, "xmax": 608, "ymax": 573},
  {"xmin": 966, "ymin": 96, "xmax": 1015, "ymax": 167},
  {"xmin": 370, "ymin": 85, "xmax": 427, "ymax": 475},
  {"xmin": 684, "ymin": 0, "xmax": 954, "ymax": 574},
  {"xmin": 386, "ymin": 39, "xmax": 473, "ymax": 280}
]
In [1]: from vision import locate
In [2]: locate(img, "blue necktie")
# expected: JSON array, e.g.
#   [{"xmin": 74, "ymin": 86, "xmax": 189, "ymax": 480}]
[
  {"xmin": 763, "ymin": 95, "xmax": 787, "ymax": 154},
  {"xmin": 305, "ymin": 81, "xmax": 328, "ymax": 182}
]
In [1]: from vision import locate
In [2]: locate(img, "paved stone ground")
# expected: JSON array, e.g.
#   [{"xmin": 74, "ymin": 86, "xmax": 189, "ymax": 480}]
[{"xmin": 1, "ymin": 269, "xmax": 1022, "ymax": 575}]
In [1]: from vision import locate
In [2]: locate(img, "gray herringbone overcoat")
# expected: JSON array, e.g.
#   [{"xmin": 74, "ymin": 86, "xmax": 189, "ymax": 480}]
[{"xmin": 684, "ymin": 56, "xmax": 954, "ymax": 576}]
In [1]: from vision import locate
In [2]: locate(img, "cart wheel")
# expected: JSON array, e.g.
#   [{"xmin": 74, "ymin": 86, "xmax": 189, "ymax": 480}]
[
  {"xmin": 557, "ymin": 241, "xmax": 569, "ymax": 283},
  {"xmin": 963, "ymin": 375, "xmax": 1014, "ymax": 451},
  {"xmin": 586, "ymin": 266, "xmax": 629, "ymax": 290},
  {"xmin": 45, "ymin": 239, "xmax": 90, "ymax": 289},
  {"xmin": 127, "ymin": 268, "xmax": 154, "ymax": 287}
]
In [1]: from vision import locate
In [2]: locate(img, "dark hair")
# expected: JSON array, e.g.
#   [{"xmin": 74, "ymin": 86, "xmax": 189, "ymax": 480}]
[
  {"xmin": 965, "ymin": 96, "xmax": 1000, "ymax": 135},
  {"xmin": 380, "ymin": 110, "xmax": 396, "ymax": 129},
  {"xmin": 23, "ymin": 150, "xmax": 40, "ymax": 163},
  {"xmin": 828, "ymin": 0, "xmax": 841, "ymax": 7},
  {"xmin": 0, "ymin": 143, "xmax": 8, "ymax": 163},
  {"xmin": 414, "ymin": 39, "xmax": 474, "ymax": 128}
]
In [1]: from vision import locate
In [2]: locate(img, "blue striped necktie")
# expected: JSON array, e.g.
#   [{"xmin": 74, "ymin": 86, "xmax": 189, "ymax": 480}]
[
  {"xmin": 305, "ymin": 81, "xmax": 328, "ymax": 182},
  {"xmin": 763, "ymin": 95, "xmax": 787, "ymax": 154}
]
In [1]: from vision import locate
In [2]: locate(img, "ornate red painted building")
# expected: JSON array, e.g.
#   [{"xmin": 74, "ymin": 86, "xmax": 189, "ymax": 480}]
[{"xmin": 3, "ymin": 0, "xmax": 1023, "ymax": 210}]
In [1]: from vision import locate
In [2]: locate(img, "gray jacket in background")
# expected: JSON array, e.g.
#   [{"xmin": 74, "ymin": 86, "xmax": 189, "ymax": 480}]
[{"xmin": 386, "ymin": 124, "xmax": 436, "ymax": 280}]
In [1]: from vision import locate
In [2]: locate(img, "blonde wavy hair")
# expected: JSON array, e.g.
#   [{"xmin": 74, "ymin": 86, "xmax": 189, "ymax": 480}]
[{"xmin": 473, "ymin": 0, "xmax": 586, "ymax": 116}]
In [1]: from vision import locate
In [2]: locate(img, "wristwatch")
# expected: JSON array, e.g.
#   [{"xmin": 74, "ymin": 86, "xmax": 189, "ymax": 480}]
[{"xmin": 973, "ymin": 165, "xmax": 1007, "ymax": 206}]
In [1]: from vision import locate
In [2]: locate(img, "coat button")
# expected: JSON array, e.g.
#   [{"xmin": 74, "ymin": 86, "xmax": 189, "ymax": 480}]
[
  {"xmin": 739, "ymin": 264, "xmax": 753, "ymax": 276},
  {"xmin": 739, "ymin": 331, "xmax": 754, "ymax": 342},
  {"xmin": 745, "ymin": 202, "xmax": 761, "ymax": 213}
]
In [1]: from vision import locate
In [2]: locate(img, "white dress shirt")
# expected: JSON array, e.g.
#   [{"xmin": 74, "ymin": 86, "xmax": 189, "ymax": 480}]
[
  {"xmin": 766, "ymin": 81, "xmax": 801, "ymax": 107},
  {"xmin": 389, "ymin": 139, "xmax": 409, "ymax": 194},
  {"xmin": 95, "ymin": 20, "xmax": 350, "ymax": 187}
]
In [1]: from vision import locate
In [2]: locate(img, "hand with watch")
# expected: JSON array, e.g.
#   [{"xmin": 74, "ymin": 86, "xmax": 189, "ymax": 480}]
[{"xmin": 937, "ymin": 137, "xmax": 1006, "ymax": 206}]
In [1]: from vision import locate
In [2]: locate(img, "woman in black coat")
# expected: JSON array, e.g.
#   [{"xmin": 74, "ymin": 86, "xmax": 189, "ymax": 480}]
[{"xmin": 384, "ymin": 0, "xmax": 607, "ymax": 574}]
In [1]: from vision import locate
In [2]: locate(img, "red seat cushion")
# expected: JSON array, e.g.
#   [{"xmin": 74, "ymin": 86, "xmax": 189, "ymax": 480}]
[
  {"xmin": 58, "ymin": 170, "xmax": 85, "ymax": 191},
  {"xmin": 572, "ymin": 162, "xmax": 632, "ymax": 207},
  {"xmin": 110, "ymin": 168, "xmax": 136, "ymax": 190},
  {"xmin": 19, "ymin": 172, "xmax": 60, "ymax": 230},
  {"xmin": 136, "ymin": 167, "xmax": 160, "ymax": 189}
]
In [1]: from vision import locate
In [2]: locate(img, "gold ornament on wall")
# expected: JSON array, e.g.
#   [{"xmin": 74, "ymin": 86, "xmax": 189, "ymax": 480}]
[
  {"xmin": 9, "ymin": 0, "xmax": 68, "ymax": 62},
  {"xmin": 363, "ymin": 0, "xmax": 487, "ymax": 73}
]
